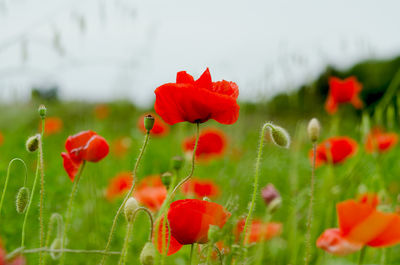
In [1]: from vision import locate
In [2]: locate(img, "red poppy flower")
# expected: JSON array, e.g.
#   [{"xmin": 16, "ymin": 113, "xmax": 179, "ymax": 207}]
[
  {"xmin": 309, "ymin": 137, "xmax": 358, "ymax": 167},
  {"xmin": 154, "ymin": 68, "xmax": 240, "ymax": 125},
  {"xmin": 167, "ymin": 199, "xmax": 231, "ymax": 245},
  {"xmin": 325, "ymin": 77, "xmax": 363, "ymax": 114},
  {"xmin": 0, "ymin": 239, "xmax": 26, "ymax": 265},
  {"xmin": 94, "ymin": 104, "xmax": 109, "ymax": 120},
  {"xmin": 153, "ymin": 216, "xmax": 183, "ymax": 256},
  {"xmin": 134, "ymin": 175, "xmax": 167, "ymax": 212},
  {"xmin": 61, "ymin": 130, "xmax": 109, "ymax": 181},
  {"xmin": 235, "ymin": 219, "xmax": 282, "ymax": 244},
  {"xmin": 181, "ymin": 178, "xmax": 220, "ymax": 199},
  {"xmin": 105, "ymin": 172, "xmax": 132, "ymax": 201},
  {"xmin": 365, "ymin": 127, "xmax": 398, "ymax": 153},
  {"xmin": 40, "ymin": 117, "xmax": 63, "ymax": 135},
  {"xmin": 137, "ymin": 113, "xmax": 169, "ymax": 137},
  {"xmin": 111, "ymin": 137, "xmax": 132, "ymax": 158},
  {"xmin": 317, "ymin": 193, "xmax": 400, "ymax": 256},
  {"xmin": 183, "ymin": 128, "xmax": 227, "ymax": 161}
]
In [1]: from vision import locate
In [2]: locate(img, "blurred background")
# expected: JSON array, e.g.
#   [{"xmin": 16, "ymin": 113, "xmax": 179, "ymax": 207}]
[{"xmin": 1, "ymin": 0, "xmax": 400, "ymax": 107}]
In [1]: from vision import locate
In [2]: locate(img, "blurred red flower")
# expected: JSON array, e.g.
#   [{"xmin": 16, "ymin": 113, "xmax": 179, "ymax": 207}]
[
  {"xmin": 154, "ymin": 68, "xmax": 240, "ymax": 125},
  {"xmin": 317, "ymin": 193, "xmax": 400, "ymax": 255},
  {"xmin": 105, "ymin": 172, "xmax": 132, "ymax": 201},
  {"xmin": 309, "ymin": 136, "xmax": 358, "ymax": 167},
  {"xmin": 111, "ymin": 137, "xmax": 132, "ymax": 158},
  {"xmin": 0, "ymin": 132, "xmax": 4, "ymax": 146},
  {"xmin": 183, "ymin": 128, "xmax": 227, "ymax": 161},
  {"xmin": 40, "ymin": 117, "xmax": 63, "ymax": 135},
  {"xmin": 0, "ymin": 239, "xmax": 26, "ymax": 265},
  {"xmin": 167, "ymin": 199, "xmax": 231, "ymax": 245},
  {"xmin": 134, "ymin": 175, "xmax": 167, "ymax": 212},
  {"xmin": 137, "ymin": 113, "xmax": 169, "ymax": 137},
  {"xmin": 94, "ymin": 104, "xmax": 110, "ymax": 120},
  {"xmin": 365, "ymin": 127, "xmax": 398, "ymax": 154},
  {"xmin": 181, "ymin": 178, "xmax": 220, "ymax": 199},
  {"xmin": 235, "ymin": 219, "xmax": 282, "ymax": 244},
  {"xmin": 61, "ymin": 130, "xmax": 109, "ymax": 181},
  {"xmin": 153, "ymin": 216, "xmax": 183, "ymax": 256},
  {"xmin": 325, "ymin": 77, "xmax": 363, "ymax": 114}
]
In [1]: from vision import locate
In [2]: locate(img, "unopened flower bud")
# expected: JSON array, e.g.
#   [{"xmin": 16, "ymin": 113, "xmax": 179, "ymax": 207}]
[
  {"xmin": 140, "ymin": 242, "xmax": 156, "ymax": 265},
  {"xmin": 124, "ymin": 197, "xmax": 139, "ymax": 222},
  {"xmin": 208, "ymin": 225, "xmax": 219, "ymax": 242},
  {"xmin": 268, "ymin": 124, "xmax": 290, "ymax": 148},
  {"xmin": 144, "ymin": 115, "xmax": 155, "ymax": 132},
  {"xmin": 161, "ymin": 172, "xmax": 173, "ymax": 189},
  {"xmin": 171, "ymin": 156, "xmax": 184, "ymax": 171},
  {"xmin": 50, "ymin": 238, "xmax": 62, "ymax": 260},
  {"xmin": 16, "ymin": 187, "xmax": 29, "ymax": 214},
  {"xmin": 38, "ymin": 104, "xmax": 47, "ymax": 118},
  {"xmin": 26, "ymin": 134, "xmax": 40, "ymax": 152},
  {"xmin": 307, "ymin": 118, "xmax": 321, "ymax": 143},
  {"xmin": 261, "ymin": 184, "xmax": 280, "ymax": 206},
  {"xmin": 203, "ymin": 197, "xmax": 211, "ymax": 202}
]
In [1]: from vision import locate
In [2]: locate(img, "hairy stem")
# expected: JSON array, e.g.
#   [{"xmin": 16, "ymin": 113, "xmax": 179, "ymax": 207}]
[
  {"xmin": 39, "ymin": 118, "xmax": 45, "ymax": 265},
  {"xmin": 6, "ymin": 248, "xmax": 121, "ymax": 260}
]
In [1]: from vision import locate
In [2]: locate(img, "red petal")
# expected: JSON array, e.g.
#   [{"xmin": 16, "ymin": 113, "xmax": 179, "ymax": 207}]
[
  {"xmin": 316, "ymin": 228, "xmax": 363, "ymax": 256},
  {"xmin": 183, "ymin": 129, "xmax": 227, "ymax": 161},
  {"xmin": 65, "ymin": 130, "xmax": 97, "ymax": 161},
  {"xmin": 105, "ymin": 172, "xmax": 132, "ymax": 201},
  {"xmin": 176, "ymin": 71, "xmax": 195, "ymax": 84},
  {"xmin": 153, "ymin": 216, "xmax": 183, "ymax": 256},
  {"xmin": 61, "ymin": 152, "xmax": 82, "ymax": 181},
  {"xmin": 337, "ymin": 199, "xmax": 376, "ymax": 236},
  {"xmin": 194, "ymin": 68, "xmax": 213, "ymax": 90},
  {"xmin": 211, "ymin": 80, "xmax": 239, "ymax": 99},
  {"xmin": 137, "ymin": 113, "xmax": 169, "ymax": 137},
  {"xmin": 325, "ymin": 95, "xmax": 338, "ymax": 114},
  {"xmin": 367, "ymin": 214, "xmax": 400, "ymax": 247},
  {"xmin": 81, "ymin": 135, "xmax": 109, "ymax": 162}
]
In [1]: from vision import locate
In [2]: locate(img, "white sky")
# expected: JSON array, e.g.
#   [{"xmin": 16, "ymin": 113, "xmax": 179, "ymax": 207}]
[{"xmin": 0, "ymin": 0, "xmax": 399, "ymax": 106}]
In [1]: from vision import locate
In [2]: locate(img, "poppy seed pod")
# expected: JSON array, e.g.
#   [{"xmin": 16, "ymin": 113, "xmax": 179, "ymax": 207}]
[
  {"xmin": 161, "ymin": 172, "xmax": 172, "ymax": 189},
  {"xmin": 50, "ymin": 238, "xmax": 62, "ymax": 260},
  {"xmin": 144, "ymin": 115, "xmax": 155, "ymax": 132},
  {"xmin": 307, "ymin": 118, "xmax": 321, "ymax": 143},
  {"xmin": 140, "ymin": 242, "xmax": 156, "ymax": 265},
  {"xmin": 269, "ymin": 125, "xmax": 290, "ymax": 148},
  {"xmin": 16, "ymin": 187, "xmax": 29, "ymax": 214},
  {"xmin": 26, "ymin": 134, "xmax": 40, "ymax": 152},
  {"xmin": 171, "ymin": 156, "xmax": 184, "ymax": 171},
  {"xmin": 38, "ymin": 104, "xmax": 47, "ymax": 118},
  {"xmin": 124, "ymin": 197, "xmax": 139, "ymax": 222}
]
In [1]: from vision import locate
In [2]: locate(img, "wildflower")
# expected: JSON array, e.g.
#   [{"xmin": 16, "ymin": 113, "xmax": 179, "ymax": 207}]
[
  {"xmin": 317, "ymin": 193, "xmax": 400, "ymax": 255},
  {"xmin": 235, "ymin": 219, "xmax": 282, "ymax": 244},
  {"xmin": 261, "ymin": 184, "xmax": 280, "ymax": 206},
  {"xmin": 154, "ymin": 68, "xmax": 240, "ymax": 125},
  {"xmin": 40, "ymin": 117, "xmax": 63, "ymax": 135},
  {"xmin": 94, "ymin": 104, "xmax": 109, "ymax": 120},
  {"xmin": 153, "ymin": 216, "xmax": 183, "ymax": 256},
  {"xmin": 181, "ymin": 178, "xmax": 220, "ymax": 199},
  {"xmin": 183, "ymin": 128, "xmax": 227, "ymax": 161},
  {"xmin": 167, "ymin": 199, "xmax": 231, "ymax": 245},
  {"xmin": 61, "ymin": 130, "xmax": 109, "ymax": 181},
  {"xmin": 111, "ymin": 136, "xmax": 132, "ymax": 158},
  {"xmin": 137, "ymin": 113, "xmax": 169, "ymax": 137},
  {"xmin": 134, "ymin": 175, "xmax": 167, "ymax": 212},
  {"xmin": 0, "ymin": 239, "xmax": 26, "ymax": 265},
  {"xmin": 365, "ymin": 127, "xmax": 398, "ymax": 153},
  {"xmin": 325, "ymin": 76, "xmax": 363, "ymax": 114},
  {"xmin": 105, "ymin": 172, "xmax": 133, "ymax": 201},
  {"xmin": 309, "ymin": 136, "xmax": 358, "ymax": 167}
]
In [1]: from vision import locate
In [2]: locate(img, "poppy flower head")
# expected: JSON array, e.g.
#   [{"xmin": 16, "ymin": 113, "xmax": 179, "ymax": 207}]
[
  {"xmin": 105, "ymin": 172, "xmax": 132, "ymax": 201},
  {"xmin": 183, "ymin": 128, "xmax": 227, "ymax": 161},
  {"xmin": 40, "ymin": 117, "xmax": 63, "ymax": 135},
  {"xmin": 365, "ymin": 127, "xmax": 398, "ymax": 153},
  {"xmin": 316, "ymin": 228, "xmax": 363, "ymax": 256},
  {"xmin": 154, "ymin": 68, "xmax": 240, "ymax": 125},
  {"xmin": 137, "ymin": 113, "xmax": 169, "ymax": 137},
  {"xmin": 325, "ymin": 77, "xmax": 363, "ymax": 114},
  {"xmin": 181, "ymin": 178, "xmax": 220, "ymax": 199},
  {"xmin": 235, "ymin": 219, "xmax": 282, "ymax": 244},
  {"xmin": 134, "ymin": 175, "xmax": 167, "ymax": 212},
  {"xmin": 153, "ymin": 216, "xmax": 183, "ymax": 256},
  {"xmin": 167, "ymin": 199, "xmax": 231, "ymax": 245},
  {"xmin": 310, "ymin": 137, "xmax": 358, "ymax": 167}
]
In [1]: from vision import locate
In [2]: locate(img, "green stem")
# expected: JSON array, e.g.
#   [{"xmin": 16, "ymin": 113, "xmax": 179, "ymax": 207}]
[
  {"xmin": 39, "ymin": 118, "xmax": 45, "ymax": 265},
  {"xmin": 255, "ymin": 211, "xmax": 272, "ymax": 265},
  {"xmin": 242, "ymin": 123, "xmax": 271, "ymax": 248},
  {"xmin": 59, "ymin": 161, "xmax": 86, "ymax": 265},
  {"xmin": 99, "ymin": 132, "xmax": 151, "ymax": 265},
  {"xmin": 205, "ymin": 243, "xmax": 213, "ymax": 265},
  {"xmin": 118, "ymin": 220, "xmax": 133, "ymax": 265},
  {"xmin": 6, "ymin": 248, "xmax": 121, "ymax": 260},
  {"xmin": 189, "ymin": 244, "xmax": 194, "ymax": 265},
  {"xmin": 304, "ymin": 143, "xmax": 317, "ymax": 265},
  {"xmin": 43, "ymin": 213, "xmax": 63, "ymax": 265},
  {"xmin": 358, "ymin": 247, "xmax": 367, "ymax": 265},
  {"xmin": 0, "ymin": 158, "xmax": 28, "ymax": 217}
]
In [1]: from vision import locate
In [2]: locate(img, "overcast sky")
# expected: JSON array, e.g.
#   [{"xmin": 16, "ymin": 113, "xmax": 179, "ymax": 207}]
[{"xmin": 0, "ymin": 0, "xmax": 399, "ymax": 106}]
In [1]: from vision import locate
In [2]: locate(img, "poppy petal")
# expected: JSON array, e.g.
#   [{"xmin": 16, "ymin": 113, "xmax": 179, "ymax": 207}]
[
  {"xmin": 81, "ymin": 135, "xmax": 109, "ymax": 162},
  {"xmin": 367, "ymin": 214, "xmax": 400, "ymax": 247},
  {"xmin": 153, "ymin": 217, "xmax": 183, "ymax": 256},
  {"xmin": 176, "ymin": 71, "xmax": 195, "ymax": 84},
  {"xmin": 316, "ymin": 228, "xmax": 363, "ymax": 256},
  {"xmin": 194, "ymin": 68, "xmax": 213, "ymax": 90},
  {"xmin": 61, "ymin": 152, "xmax": 82, "ymax": 181}
]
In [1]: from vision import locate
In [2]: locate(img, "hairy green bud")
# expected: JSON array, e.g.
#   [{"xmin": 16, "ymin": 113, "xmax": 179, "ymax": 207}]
[
  {"xmin": 269, "ymin": 124, "xmax": 290, "ymax": 148},
  {"xmin": 26, "ymin": 134, "xmax": 40, "ymax": 152},
  {"xmin": 124, "ymin": 197, "xmax": 139, "ymax": 222},
  {"xmin": 171, "ymin": 156, "xmax": 184, "ymax": 171},
  {"xmin": 140, "ymin": 242, "xmax": 155, "ymax": 265},
  {"xmin": 16, "ymin": 187, "xmax": 29, "ymax": 214},
  {"xmin": 50, "ymin": 238, "xmax": 62, "ymax": 260},
  {"xmin": 38, "ymin": 104, "xmax": 47, "ymax": 118},
  {"xmin": 307, "ymin": 118, "xmax": 321, "ymax": 143}
]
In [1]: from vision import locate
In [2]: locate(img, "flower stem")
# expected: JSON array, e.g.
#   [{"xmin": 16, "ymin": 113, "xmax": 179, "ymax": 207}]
[
  {"xmin": 59, "ymin": 161, "xmax": 86, "ymax": 265},
  {"xmin": 43, "ymin": 213, "xmax": 63, "ymax": 265},
  {"xmin": 189, "ymin": 244, "xmax": 194, "ymax": 265},
  {"xmin": 358, "ymin": 247, "xmax": 367, "ymax": 265},
  {"xmin": 39, "ymin": 118, "xmax": 46, "ymax": 265},
  {"xmin": 0, "ymin": 158, "xmax": 28, "ymax": 218},
  {"xmin": 242, "ymin": 123, "xmax": 270, "ymax": 248},
  {"xmin": 99, "ymin": 132, "xmax": 151, "ymax": 265},
  {"xmin": 304, "ymin": 143, "xmax": 317, "ymax": 265}
]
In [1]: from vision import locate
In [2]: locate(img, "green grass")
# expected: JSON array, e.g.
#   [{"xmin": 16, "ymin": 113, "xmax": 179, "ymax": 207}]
[{"xmin": 0, "ymin": 99, "xmax": 399, "ymax": 264}]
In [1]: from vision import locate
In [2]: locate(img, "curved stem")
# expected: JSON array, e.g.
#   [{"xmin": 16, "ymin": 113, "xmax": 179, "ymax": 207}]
[
  {"xmin": 43, "ymin": 213, "xmax": 63, "ymax": 265},
  {"xmin": 99, "ymin": 132, "xmax": 150, "ymax": 265},
  {"xmin": 0, "ymin": 158, "xmax": 28, "ymax": 217},
  {"xmin": 59, "ymin": 161, "xmax": 86, "ymax": 265},
  {"xmin": 304, "ymin": 143, "xmax": 317, "ymax": 265},
  {"xmin": 39, "ymin": 119, "xmax": 45, "ymax": 265}
]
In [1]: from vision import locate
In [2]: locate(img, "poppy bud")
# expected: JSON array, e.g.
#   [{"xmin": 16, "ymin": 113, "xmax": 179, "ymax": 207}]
[
  {"xmin": 171, "ymin": 156, "xmax": 184, "ymax": 171},
  {"xmin": 144, "ymin": 115, "xmax": 155, "ymax": 132},
  {"xmin": 202, "ymin": 197, "xmax": 211, "ymax": 202},
  {"xmin": 268, "ymin": 124, "xmax": 290, "ymax": 148},
  {"xmin": 50, "ymin": 238, "xmax": 62, "ymax": 260},
  {"xmin": 307, "ymin": 118, "xmax": 321, "ymax": 143},
  {"xmin": 140, "ymin": 242, "xmax": 156, "ymax": 265},
  {"xmin": 124, "ymin": 197, "xmax": 139, "ymax": 222},
  {"xmin": 261, "ymin": 184, "xmax": 280, "ymax": 206},
  {"xmin": 26, "ymin": 134, "xmax": 40, "ymax": 152},
  {"xmin": 38, "ymin": 104, "xmax": 47, "ymax": 118},
  {"xmin": 207, "ymin": 225, "xmax": 220, "ymax": 243},
  {"xmin": 16, "ymin": 187, "xmax": 29, "ymax": 214},
  {"xmin": 161, "ymin": 172, "xmax": 172, "ymax": 189}
]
